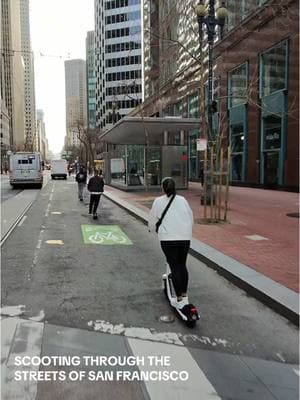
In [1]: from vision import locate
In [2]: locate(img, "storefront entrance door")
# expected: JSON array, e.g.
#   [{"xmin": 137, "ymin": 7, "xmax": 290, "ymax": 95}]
[{"xmin": 264, "ymin": 151, "xmax": 279, "ymax": 188}]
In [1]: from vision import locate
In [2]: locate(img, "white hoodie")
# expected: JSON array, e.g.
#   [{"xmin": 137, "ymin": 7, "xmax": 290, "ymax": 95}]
[{"xmin": 148, "ymin": 194, "xmax": 194, "ymax": 241}]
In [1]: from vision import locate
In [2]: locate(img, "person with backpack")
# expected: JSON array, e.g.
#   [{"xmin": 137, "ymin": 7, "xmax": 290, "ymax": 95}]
[
  {"xmin": 148, "ymin": 177, "xmax": 194, "ymax": 309},
  {"xmin": 75, "ymin": 166, "xmax": 87, "ymax": 201},
  {"xmin": 87, "ymin": 169, "xmax": 105, "ymax": 219}
]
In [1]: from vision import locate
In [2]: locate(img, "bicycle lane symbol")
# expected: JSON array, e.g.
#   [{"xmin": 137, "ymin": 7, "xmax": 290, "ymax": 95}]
[
  {"xmin": 81, "ymin": 225, "xmax": 133, "ymax": 245},
  {"xmin": 88, "ymin": 231, "xmax": 127, "ymax": 244}
]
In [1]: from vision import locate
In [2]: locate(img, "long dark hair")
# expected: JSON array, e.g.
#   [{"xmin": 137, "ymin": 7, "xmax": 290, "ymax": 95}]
[{"xmin": 162, "ymin": 177, "xmax": 176, "ymax": 197}]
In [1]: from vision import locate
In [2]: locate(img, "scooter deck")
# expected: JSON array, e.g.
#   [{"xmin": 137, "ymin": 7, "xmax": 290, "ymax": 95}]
[{"xmin": 163, "ymin": 274, "xmax": 200, "ymax": 328}]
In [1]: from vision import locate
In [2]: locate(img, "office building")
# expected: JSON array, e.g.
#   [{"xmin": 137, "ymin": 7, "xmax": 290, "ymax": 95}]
[
  {"xmin": 64, "ymin": 59, "xmax": 87, "ymax": 147},
  {"xmin": 1, "ymin": 0, "xmax": 25, "ymax": 150},
  {"xmin": 94, "ymin": 0, "xmax": 143, "ymax": 131},
  {"xmin": 20, "ymin": 0, "xmax": 36, "ymax": 151},
  {"xmin": 133, "ymin": 0, "xmax": 299, "ymax": 190},
  {"xmin": 86, "ymin": 31, "xmax": 97, "ymax": 130}
]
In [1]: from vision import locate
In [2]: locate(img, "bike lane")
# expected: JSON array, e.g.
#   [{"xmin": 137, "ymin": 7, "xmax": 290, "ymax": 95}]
[{"xmin": 1, "ymin": 178, "xmax": 298, "ymax": 399}]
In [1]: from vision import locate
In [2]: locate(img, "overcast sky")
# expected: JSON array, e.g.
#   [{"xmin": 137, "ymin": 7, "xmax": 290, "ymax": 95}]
[{"xmin": 30, "ymin": 0, "xmax": 94, "ymax": 154}]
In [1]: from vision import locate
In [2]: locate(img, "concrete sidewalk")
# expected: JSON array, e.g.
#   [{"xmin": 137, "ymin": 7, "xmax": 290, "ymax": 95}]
[{"xmin": 103, "ymin": 184, "xmax": 299, "ymax": 325}]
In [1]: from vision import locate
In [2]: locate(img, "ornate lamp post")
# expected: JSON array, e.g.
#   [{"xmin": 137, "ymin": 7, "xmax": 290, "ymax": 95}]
[{"xmin": 195, "ymin": 0, "xmax": 228, "ymax": 142}]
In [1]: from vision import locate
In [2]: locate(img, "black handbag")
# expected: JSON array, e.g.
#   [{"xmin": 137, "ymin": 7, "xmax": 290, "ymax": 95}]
[{"xmin": 155, "ymin": 194, "xmax": 176, "ymax": 233}]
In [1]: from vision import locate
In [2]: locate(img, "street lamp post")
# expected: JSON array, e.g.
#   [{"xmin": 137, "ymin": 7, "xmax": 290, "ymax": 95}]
[
  {"xmin": 195, "ymin": 1, "xmax": 228, "ymax": 212},
  {"xmin": 195, "ymin": 0, "xmax": 228, "ymax": 142}
]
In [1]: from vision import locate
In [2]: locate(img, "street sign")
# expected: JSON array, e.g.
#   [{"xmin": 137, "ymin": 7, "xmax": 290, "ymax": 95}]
[{"xmin": 197, "ymin": 138, "xmax": 207, "ymax": 151}]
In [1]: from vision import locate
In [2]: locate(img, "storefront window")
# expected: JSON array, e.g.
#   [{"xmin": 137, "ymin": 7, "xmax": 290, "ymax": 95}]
[
  {"xmin": 189, "ymin": 132, "xmax": 198, "ymax": 180},
  {"xmin": 230, "ymin": 122, "xmax": 245, "ymax": 181},
  {"xmin": 260, "ymin": 41, "xmax": 288, "ymax": 97},
  {"xmin": 264, "ymin": 115, "xmax": 281, "ymax": 150},
  {"xmin": 228, "ymin": 63, "xmax": 248, "ymax": 108},
  {"xmin": 127, "ymin": 145, "xmax": 144, "ymax": 186},
  {"xmin": 146, "ymin": 147, "xmax": 161, "ymax": 186},
  {"xmin": 110, "ymin": 145, "xmax": 126, "ymax": 185}
]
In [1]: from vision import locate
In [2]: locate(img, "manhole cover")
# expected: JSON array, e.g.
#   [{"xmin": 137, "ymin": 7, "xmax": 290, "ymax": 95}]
[
  {"xmin": 159, "ymin": 315, "xmax": 175, "ymax": 323},
  {"xmin": 286, "ymin": 213, "xmax": 299, "ymax": 218}
]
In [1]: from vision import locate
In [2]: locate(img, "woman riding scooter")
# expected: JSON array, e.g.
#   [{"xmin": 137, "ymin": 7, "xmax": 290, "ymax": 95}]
[{"xmin": 148, "ymin": 177, "xmax": 194, "ymax": 309}]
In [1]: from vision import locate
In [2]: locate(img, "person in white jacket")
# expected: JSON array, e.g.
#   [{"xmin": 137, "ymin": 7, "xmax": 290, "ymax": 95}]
[{"xmin": 148, "ymin": 177, "xmax": 194, "ymax": 309}]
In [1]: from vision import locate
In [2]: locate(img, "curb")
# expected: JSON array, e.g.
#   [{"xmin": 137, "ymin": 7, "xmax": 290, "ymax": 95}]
[{"xmin": 104, "ymin": 190, "xmax": 299, "ymax": 327}]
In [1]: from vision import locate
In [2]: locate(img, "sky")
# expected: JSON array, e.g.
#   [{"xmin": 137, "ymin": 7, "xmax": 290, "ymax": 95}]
[{"xmin": 30, "ymin": 0, "xmax": 94, "ymax": 154}]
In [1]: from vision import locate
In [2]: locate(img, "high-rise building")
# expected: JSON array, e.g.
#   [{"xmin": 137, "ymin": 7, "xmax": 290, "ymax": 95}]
[
  {"xmin": 1, "ymin": 0, "xmax": 25, "ymax": 150},
  {"xmin": 94, "ymin": 0, "xmax": 143, "ymax": 131},
  {"xmin": 86, "ymin": 31, "xmax": 96, "ymax": 129},
  {"xmin": 20, "ymin": 0, "xmax": 36, "ymax": 151},
  {"xmin": 64, "ymin": 59, "xmax": 87, "ymax": 147},
  {"xmin": 36, "ymin": 109, "xmax": 47, "ymax": 160},
  {"xmin": 0, "ymin": 1, "xmax": 10, "ymax": 171}
]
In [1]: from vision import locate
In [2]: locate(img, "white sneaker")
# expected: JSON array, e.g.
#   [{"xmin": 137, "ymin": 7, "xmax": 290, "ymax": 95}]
[
  {"xmin": 170, "ymin": 297, "xmax": 178, "ymax": 307},
  {"xmin": 176, "ymin": 297, "xmax": 189, "ymax": 309}
]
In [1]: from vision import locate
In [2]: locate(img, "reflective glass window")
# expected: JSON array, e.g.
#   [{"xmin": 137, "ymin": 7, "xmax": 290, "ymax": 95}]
[{"xmin": 260, "ymin": 41, "xmax": 288, "ymax": 97}]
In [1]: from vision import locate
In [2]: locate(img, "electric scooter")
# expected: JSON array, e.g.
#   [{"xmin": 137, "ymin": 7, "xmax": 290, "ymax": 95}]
[{"xmin": 162, "ymin": 263, "xmax": 200, "ymax": 328}]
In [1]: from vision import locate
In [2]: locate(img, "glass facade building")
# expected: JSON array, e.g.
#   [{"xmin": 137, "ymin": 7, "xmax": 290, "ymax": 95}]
[
  {"xmin": 86, "ymin": 31, "xmax": 96, "ymax": 129},
  {"xmin": 94, "ymin": 0, "xmax": 143, "ymax": 131}
]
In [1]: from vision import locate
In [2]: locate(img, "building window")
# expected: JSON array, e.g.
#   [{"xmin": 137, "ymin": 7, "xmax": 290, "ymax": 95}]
[
  {"xmin": 260, "ymin": 40, "xmax": 288, "ymax": 98},
  {"xmin": 228, "ymin": 63, "xmax": 248, "ymax": 108},
  {"xmin": 230, "ymin": 122, "xmax": 245, "ymax": 182},
  {"xmin": 188, "ymin": 93, "xmax": 199, "ymax": 118}
]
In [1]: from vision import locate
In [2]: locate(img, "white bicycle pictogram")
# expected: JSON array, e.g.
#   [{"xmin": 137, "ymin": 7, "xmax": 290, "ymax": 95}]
[{"xmin": 88, "ymin": 231, "xmax": 127, "ymax": 244}]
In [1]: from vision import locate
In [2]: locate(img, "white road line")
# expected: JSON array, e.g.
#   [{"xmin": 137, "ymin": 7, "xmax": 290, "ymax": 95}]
[
  {"xmin": 49, "ymin": 193, "xmax": 53, "ymax": 201},
  {"xmin": 30, "ymin": 230, "xmax": 45, "ymax": 270},
  {"xmin": 293, "ymin": 368, "xmax": 300, "ymax": 377},
  {"xmin": 276, "ymin": 352, "xmax": 286, "ymax": 362},
  {"xmin": 45, "ymin": 202, "xmax": 51, "ymax": 217},
  {"xmin": 17, "ymin": 215, "xmax": 27, "ymax": 227},
  {"xmin": 128, "ymin": 338, "xmax": 221, "ymax": 400}
]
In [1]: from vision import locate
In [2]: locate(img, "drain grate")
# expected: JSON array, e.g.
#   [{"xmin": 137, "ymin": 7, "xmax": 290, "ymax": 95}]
[{"xmin": 286, "ymin": 213, "xmax": 299, "ymax": 218}]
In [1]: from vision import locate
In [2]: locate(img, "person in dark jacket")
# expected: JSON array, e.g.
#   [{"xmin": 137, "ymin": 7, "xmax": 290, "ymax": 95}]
[
  {"xmin": 87, "ymin": 169, "xmax": 105, "ymax": 219},
  {"xmin": 75, "ymin": 166, "xmax": 87, "ymax": 201}
]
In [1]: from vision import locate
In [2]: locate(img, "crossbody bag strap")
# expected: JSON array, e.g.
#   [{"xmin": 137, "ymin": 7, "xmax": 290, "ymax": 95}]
[{"xmin": 155, "ymin": 194, "xmax": 176, "ymax": 233}]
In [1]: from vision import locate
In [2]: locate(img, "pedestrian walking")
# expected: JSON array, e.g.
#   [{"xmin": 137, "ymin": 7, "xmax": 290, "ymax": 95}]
[
  {"xmin": 87, "ymin": 169, "xmax": 105, "ymax": 219},
  {"xmin": 68, "ymin": 164, "xmax": 72, "ymax": 177},
  {"xmin": 75, "ymin": 166, "xmax": 87, "ymax": 201},
  {"xmin": 148, "ymin": 177, "xmax": 194, "ymax": 309}
]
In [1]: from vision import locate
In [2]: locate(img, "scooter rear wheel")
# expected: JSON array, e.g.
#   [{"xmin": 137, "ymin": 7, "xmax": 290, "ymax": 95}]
[{"xmin": 186, "ymin": 320, "xmax": 196, "ymax": 328}]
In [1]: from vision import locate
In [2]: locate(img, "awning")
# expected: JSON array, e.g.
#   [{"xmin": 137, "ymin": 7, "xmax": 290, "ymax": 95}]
[{"xmin": 99, "ymin": 116, "xmax": 201, "ymax": 145}]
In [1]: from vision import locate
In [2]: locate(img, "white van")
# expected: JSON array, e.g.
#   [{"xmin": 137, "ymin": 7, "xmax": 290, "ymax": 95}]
[
  {"xmin": 51, "ymin": 159, "xmax": 67, "ymax": 179},
  {"xmin": 9, "ymin": 152, "xmax": 43, "ymax": 189}
]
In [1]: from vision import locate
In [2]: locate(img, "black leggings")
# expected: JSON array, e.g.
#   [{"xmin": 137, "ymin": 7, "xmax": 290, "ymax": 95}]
[
  {"xmin": 160, "ymin": 240, "xmax": 190, "ymax": 297},
  {"xmin": 89, "ymin": 194, "xmax": 101, "ymax": 214}
]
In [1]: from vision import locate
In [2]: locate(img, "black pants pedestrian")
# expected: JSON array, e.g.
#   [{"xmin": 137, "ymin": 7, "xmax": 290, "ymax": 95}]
[
  {"xmin": 160, "ymin": 240, "xmax": 190, "ymax": 297},
  {"xmin": 89, "ymin": 194, "xmax": 101, "ymax": 215}
]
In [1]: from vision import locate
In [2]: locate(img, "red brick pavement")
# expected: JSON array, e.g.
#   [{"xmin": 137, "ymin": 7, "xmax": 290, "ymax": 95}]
[{"xmin": 106, "ymin": 183, "xmax": 299, "ymax": 293}]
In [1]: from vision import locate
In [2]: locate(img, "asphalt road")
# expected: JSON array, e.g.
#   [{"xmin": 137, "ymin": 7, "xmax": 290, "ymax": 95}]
[
  {"xmin": 1, "ymin": 177, "xmax": 298, "ymax": 364},
  {"xmin": 0, "ymin": 175, "xmax": 22, "ymax": 203}
]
